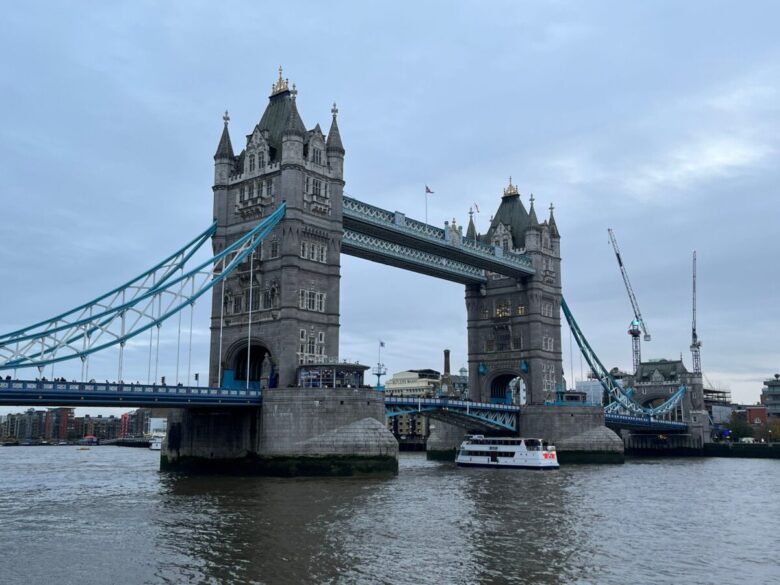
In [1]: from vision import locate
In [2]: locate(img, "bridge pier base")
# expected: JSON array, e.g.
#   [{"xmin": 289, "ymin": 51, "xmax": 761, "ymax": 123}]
[
  {"xmin": 161, "ymin": 388, "xmax": 398, "ymax": 476},
  {"xmin": 519, "ymin": 405, "xmax": 625, "ymax": 464},
  {"xmin": 426, "ymin": 420, "xmax": 466, "ymax": 461}
]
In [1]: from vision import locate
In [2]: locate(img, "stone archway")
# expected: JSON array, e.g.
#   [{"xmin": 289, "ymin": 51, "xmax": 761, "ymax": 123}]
[
  {"xmin": 488, "ymin": 372, "xmax": 526, "ymax": 404},
  {"xmin": 224, "ymin": 340, "xmax": 273, "ymax": 388},
  {"xmin": 233, "ymin": 344, "xmax": 270, "ymax": 381}
]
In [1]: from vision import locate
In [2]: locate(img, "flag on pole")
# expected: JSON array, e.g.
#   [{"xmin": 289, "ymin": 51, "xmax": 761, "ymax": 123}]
[
  {"xmin": 379, "ymin": 340, "xmax": 385, "ymax": 348},
  {"xmin": 473, "ymin": 203, "xmax": 480, "ymax": 213},
  {"xmin": 425, "ymin": 185, "xmax": 434, "ymax": 194}
]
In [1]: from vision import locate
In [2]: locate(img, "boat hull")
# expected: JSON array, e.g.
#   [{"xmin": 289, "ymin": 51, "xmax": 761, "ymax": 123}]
[{"xmin": 456, "ymin": 462, "xmax": 558, "ymax": 470}]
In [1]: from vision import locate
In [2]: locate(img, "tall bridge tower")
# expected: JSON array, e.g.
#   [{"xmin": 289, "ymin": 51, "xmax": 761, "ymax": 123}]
[
  {"xmin": 465, "ymin": 180, "xmax": 563, "ymax": 405},
  {"xmin": 209, "ymin": 70, "xmax": 345, "ymax": 389}
]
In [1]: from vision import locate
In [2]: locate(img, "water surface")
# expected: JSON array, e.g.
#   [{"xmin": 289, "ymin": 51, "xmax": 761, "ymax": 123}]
[{"xmin": 0, "ymin": 447, "xmax": 776, "ymax": 584}]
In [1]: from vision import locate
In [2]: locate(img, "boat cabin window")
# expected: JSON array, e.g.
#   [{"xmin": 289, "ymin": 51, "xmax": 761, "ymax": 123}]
[{"xmin": 525, "ymin": 439, "xmax": 541, "ymax": 451}]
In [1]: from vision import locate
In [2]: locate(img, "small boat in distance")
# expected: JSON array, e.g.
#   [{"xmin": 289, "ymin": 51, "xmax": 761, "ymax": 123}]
[
  {"xmin": 455, "ymin": 435, "xmax": 559, "ymax": 470},
  {"xmin": 149, "ymin": 436, "xmax": 163, "ymax": 451}
]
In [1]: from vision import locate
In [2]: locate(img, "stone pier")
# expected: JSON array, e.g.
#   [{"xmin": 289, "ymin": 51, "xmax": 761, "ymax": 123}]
[
  {"xmin": 162, "ymin": 388, "xmax": 398, "ymax": 476},
  {"xmin": 519, "ymin": 405, "xmax": 624, "ymax": 463},
  {"xmin": 426, "ymin": 420, "xmax": 467, "ymax": 461}
]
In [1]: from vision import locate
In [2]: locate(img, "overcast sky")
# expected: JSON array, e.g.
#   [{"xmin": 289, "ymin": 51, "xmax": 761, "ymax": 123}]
[{"xmin": 1, "ymin": 1, "xmax": 778, "ymax": 416}]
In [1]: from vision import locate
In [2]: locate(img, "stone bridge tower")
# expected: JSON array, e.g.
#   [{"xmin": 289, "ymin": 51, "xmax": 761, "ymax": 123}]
[
  {"xmin": 465, "ymin": 179, "xmax": 563, "ymax": 405},
  {"xmin": 208, "ymin": 70, "xmax": 345, "ymax": 389}
]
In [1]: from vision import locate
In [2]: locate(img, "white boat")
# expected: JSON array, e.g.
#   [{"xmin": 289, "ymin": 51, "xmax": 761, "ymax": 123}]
[
  {"xmin": 149, "ymin": 436, "xmax": 163, "ymax": 451},
  {"xmin": 455, "ymin": 435, "xmax": 559, "ymax": 469}
]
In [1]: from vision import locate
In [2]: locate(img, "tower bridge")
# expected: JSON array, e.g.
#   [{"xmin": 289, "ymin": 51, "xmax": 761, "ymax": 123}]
[{"xmin": 0, "ymin": 70, "xmax": 703, "ymax": 473}]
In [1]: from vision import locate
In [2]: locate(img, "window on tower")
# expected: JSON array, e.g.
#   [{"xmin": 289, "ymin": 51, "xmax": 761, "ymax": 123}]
[
  {"xmin": 496, "ymin": 327, "xmax": 511, "ymax": 351},
  {"xmin": 249, "ymin": 155, "xmax": 255, "ymax": 172},
  {"xmin": 495, "ymin": 299, "xmax": 511, "ymax": 318}
]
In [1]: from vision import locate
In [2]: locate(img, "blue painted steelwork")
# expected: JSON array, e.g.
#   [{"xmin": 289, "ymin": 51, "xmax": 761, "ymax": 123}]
[
  {"xmin": 0, "ymin": 223, "xmax": 216, "ymax": 342},
  {"xmin": 342, "ymin": 196, "xmax": 535, "ymax": 280},
  {"xmin": 342, "ymin": 230, "xmax": 487, "ymax": 284},
  {"xmin": 0, "ymin": 379, "xmax": 684, "ymax": 432},
  {"xmin": 605, "ymin": 413, "xmax": 688, "ymax": 432},
  {"xmin": 0, "ymin": 204, "xmax": 286, "ymax": 370},
  {"xmin": 0, "ymin": 379, "xmax": 261, "ymax": 408},
  {"xmin": 561, "ymin": 297, "xmax": 687, "ymax": 420},
  {"xmin": 384, "ymin": 396, "xmax": 519, "ymax": 431}
]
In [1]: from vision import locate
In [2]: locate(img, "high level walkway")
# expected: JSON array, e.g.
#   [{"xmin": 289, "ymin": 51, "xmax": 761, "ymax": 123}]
[{"xmin": 342, "ymin": 196, "xmax": 535, "ymax": 284}]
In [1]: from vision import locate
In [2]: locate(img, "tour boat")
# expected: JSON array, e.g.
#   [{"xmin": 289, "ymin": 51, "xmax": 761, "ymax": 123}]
[
  {"xmin": 455, "ymin": 435, "xmax": 559, "ymax": 469},
  {"xmin": 149, "ymin": 436, "xmax": 163, "ymax": 451}
]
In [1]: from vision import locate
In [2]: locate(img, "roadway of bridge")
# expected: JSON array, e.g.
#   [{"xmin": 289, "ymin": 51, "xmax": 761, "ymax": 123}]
[{"xmin": 0, "ymin": 379, "xmax": 687, "ymax": 433}]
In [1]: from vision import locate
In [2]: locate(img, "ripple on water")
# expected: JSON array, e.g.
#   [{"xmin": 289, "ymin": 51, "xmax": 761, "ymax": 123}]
[{"xmin": 0, "ymin": 449, "xmax": 778, "ymax": 585}]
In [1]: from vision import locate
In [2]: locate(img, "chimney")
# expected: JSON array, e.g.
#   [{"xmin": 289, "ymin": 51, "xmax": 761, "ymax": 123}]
[{"xmin": 443, "ymin": 349, "xmax": 451, "ymax": 376}]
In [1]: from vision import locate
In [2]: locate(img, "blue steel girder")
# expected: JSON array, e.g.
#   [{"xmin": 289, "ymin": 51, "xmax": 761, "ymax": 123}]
[
  {"xmin": 604, "ymin": 412, "xmax": 688, "ymax": 433},
  {"xmin": 343, "ymin": 197, "xmax": 534, "ymax": 280},
  {"xmin": 342, "ymin": 229, "xmax": 487, "ymax": 284},
  {"xmin": 0, "ymin": 379, "xmax": 262, "ymax": 408},
  {"xmin": 384, "ymin": 397, "xmax": 519, "ymax": 432},
  {"xmin": 0, "ymin": 204, "xmax": 286, "ymax": 370}
]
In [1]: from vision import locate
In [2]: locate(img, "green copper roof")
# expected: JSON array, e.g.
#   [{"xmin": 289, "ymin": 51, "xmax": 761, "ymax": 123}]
[
  {"xmin": 256, "ymin": 90, "xmax": 299, "ymax": 155},
  {"xmin": 483, "ymin": 193, "xmax": 532, "ymax": 246}
]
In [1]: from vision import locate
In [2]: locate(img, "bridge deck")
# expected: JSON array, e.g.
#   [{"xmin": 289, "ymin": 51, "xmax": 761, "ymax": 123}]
[
  {"xmin": 0, "ymin": 380, "xmax": 688, "ymax": 432},
  {"xmin": 0, "ymin": 380, "xmax": 261, "ymax": 408}
]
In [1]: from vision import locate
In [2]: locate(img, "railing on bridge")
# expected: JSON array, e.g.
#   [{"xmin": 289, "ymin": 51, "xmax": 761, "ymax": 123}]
[
  {"xmin": 604, "ymin": 413, "xmax": 688, "ymax": 432},
  {"xmin": 0, "ymin": 379, "xmax": 261, "ymax": 408},
  {"xmin": 384, "ymin": 396, "xmax": 520, "ymax": 431},
  {"xmin": 342, "ymin": 196, "xmax": 535, "ymax": 275},
  {"xmin": 1, "ymin": 379, "xmax": 687, "ymax": 433}
]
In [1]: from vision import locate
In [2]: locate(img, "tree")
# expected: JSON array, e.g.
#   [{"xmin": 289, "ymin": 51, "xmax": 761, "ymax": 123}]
[
  {"xmin": 754, "ymin": 420, "xmax": 780, "ymax": 443},
  {"xmin": 723, "ymin": 411, "xmax": 754, "ymax": 441}
]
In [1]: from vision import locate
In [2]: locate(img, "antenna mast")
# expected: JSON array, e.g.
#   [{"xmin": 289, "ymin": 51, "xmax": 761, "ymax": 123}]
[
  {"xmin": 608, "ymin": 229, "xmax": 651, "ymax": 374},
  {"xmin": 690, "ymin": 251, "xmax": 702, "ymax": 374}
]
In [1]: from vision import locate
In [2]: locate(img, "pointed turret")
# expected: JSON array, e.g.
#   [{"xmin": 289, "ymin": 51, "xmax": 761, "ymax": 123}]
[
  {"xmin": 528, "ymin": 193, "xmax": 539, "ymax": 226},
  {"xmin": 466, "ymin": 208, "xmax": 477, "ymax": 240},
  {"xmin": 214, "ymin": 110, "xmax": 234, "ymax": 161},
  {"xmin": 548, "ymin": 202, "xmax": 560, "ymax": 237},
  {"xmin": 326, "ymin": 103, "xmax": 345, "ymax": 155},
  {"xmin": 283, "ymin": 87, "xmax": 307, "ymax": 138}
]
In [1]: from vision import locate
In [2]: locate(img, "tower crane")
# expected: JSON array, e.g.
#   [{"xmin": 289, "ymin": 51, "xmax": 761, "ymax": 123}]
[
  {"xmin": 690, "ymin": 251, "xmax": 702, "ymax": 374},
  {"xmin": 607, "ymin": 229, "xmax": 651, "ymax": 373}
]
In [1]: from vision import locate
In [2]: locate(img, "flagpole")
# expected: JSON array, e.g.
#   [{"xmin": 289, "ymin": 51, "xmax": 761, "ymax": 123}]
[{"xmin": 425, "ymin": 192, "xmax": 428, "ymax": 225}]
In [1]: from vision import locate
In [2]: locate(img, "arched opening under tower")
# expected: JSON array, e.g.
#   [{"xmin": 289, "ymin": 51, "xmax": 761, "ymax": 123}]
[
  {"xmin": 223, "ymin": 343, "xmax": 274, "ymax": 389},
  {"xmin": 489, "ymin": 373, "xmax": 525, "ymax": 405}
]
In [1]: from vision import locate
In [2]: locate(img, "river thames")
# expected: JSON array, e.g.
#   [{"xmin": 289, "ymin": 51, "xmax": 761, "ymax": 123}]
[{"xmin": 0, "ymin": 447, "xmax": 776, "ymax": 585}]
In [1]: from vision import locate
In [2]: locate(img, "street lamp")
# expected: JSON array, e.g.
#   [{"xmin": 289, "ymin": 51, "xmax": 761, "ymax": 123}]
[{"xmin": 769, "ymin": 429, "xmax": 773, "ymax": 444}]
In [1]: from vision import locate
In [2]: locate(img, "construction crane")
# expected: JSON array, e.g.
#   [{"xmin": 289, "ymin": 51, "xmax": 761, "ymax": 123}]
[
  {"xmin": 690, "ymin": 250, "xmax": 702, "ymax": 374},
  {"xmin": 607, "ymin": 229, "xmax": 651, "ymax": 374}
]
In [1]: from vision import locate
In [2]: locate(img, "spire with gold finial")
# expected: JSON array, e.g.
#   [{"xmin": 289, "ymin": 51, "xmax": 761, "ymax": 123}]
[
  {"xmin": 502, "ymin": 176, "xmax": 519, "ymax": 198},
  {"xmin": 270, "ymin": 65, "xmax": 290, "ymax": 96}
]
